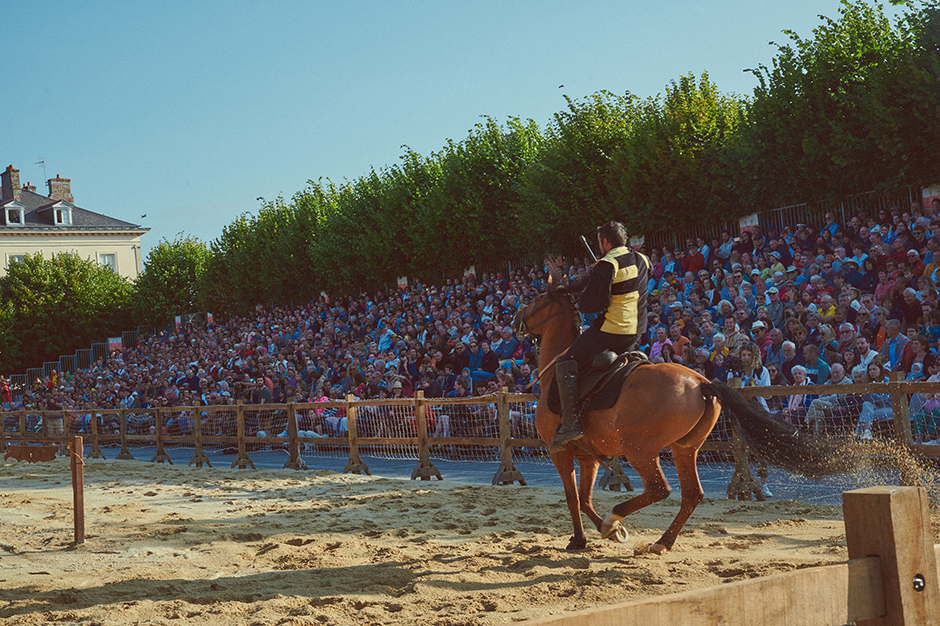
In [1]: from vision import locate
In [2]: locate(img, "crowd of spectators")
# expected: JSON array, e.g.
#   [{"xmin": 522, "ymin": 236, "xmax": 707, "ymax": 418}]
[
  {"xmin": 7, "ymin": 196, "xmax": 940, "ymax": 445},
  {"xmin": 643, "ymin": 197, "xmax": 940, "ymax": 444}
]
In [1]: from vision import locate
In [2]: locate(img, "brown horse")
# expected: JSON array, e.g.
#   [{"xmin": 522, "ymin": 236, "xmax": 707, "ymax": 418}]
[{"xmin": 514, "ymin": 284, "xmax": 842, "ymax": 553}]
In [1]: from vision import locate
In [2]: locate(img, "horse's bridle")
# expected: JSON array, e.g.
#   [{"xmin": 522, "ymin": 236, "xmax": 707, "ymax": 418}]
[{"xmin": 513, "ymin": 292, "xmax": 571, "ymax": 338}]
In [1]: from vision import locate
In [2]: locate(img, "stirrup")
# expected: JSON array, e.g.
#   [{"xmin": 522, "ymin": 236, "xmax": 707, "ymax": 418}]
[{"xmin": 549, "ymin": 427, "xmax": 584, "ymax": 453}]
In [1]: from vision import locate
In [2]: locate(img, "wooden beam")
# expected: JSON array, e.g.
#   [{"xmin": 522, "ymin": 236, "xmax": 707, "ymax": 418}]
[
  {"xmin": 519, "ymin": 557, "xmax": 884, "ymax": 626},
  {"xmin": 844, "ymin": 486, "xmax": 940, "ymax": 626}
]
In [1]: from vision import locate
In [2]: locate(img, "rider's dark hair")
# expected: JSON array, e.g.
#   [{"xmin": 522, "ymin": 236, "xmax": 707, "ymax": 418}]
[{"xmin": 596, "ymin": 221, "xmax": 628, "ymax": 247}]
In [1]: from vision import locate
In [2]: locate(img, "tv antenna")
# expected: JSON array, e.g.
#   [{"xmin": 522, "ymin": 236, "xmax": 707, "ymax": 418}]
[{"xmin": 35, "ymin": 159, "xmax": 47, "ymax": 182}]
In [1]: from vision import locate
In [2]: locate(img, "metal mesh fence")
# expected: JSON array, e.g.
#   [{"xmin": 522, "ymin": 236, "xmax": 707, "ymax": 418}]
[{"xmin": 3, "ymin": 386, "xmax": 939, "ymax": 495}]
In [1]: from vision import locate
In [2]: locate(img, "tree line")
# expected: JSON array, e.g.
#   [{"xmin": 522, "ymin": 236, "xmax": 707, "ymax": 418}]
[{"xmin": 1, "ymin": 0, "xmax": 937, "ymax": 373}]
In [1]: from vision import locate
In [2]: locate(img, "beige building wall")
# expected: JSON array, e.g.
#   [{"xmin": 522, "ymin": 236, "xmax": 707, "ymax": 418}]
[{"xmin": 0, "ymin": 229, "xmax": 146, "ymax": 280}]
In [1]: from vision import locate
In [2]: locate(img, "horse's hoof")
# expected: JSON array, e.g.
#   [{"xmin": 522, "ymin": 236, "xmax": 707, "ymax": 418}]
[
  {"xmin": 566, "ymin": 535, "xmax": 587, "ymax": 550},
  {"xmin": 600, "ymin": 515, "xmax": 627, "ymax": 539},
  {"xmin": 648, "ymin": 543, "xmax": 668, "ymax": 555},
  {"xmin": 601, "ymin": 519, "xmax": 629, "ymax": 543}
]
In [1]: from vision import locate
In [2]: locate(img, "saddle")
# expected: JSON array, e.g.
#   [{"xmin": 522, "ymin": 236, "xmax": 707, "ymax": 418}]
[{"xmin": 547, "ymin": 350, "xmax": 650, "ymax": 416}]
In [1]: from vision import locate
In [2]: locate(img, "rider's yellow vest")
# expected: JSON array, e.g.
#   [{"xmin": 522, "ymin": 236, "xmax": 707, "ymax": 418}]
[{"xmin": 599, "ymin": 246, "xmax": 650, "ymax": 335}]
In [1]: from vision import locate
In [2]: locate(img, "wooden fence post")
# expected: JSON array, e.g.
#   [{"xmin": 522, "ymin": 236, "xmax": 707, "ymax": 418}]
[
  {"xmin": 725, "ymin": 378, "xmax": 764, "ymax": 501},
  {"xmin": 411, "ymin": 391, "xmax": 442, "ymax": 480},
  {"xmin": 843, "ymin": 486, "xmax": 940, "ymax": 625},
  {"xmin": 283, "ymin": 401, "xmax": 307, "ymax": 470},
  {"xmin": 151, "ymin": 407, "xmax": 172, "ymax": 464},
  {"xmin": 342, "ymin": 394, "xmax": 370, "ymax": 475},
  {"xmin": 231, "ymin": 400, "xmax": 255, "ymax": 469},
  {"xmin": 88, "ymin": 410, "xmax": 105, "ymax": 459},
  {"xmin": 888, "ymin": 376, "xmax": 918, "ymax": 487},
  {"xmin": 189, "ymin": 402, "xmax": 211, "ymax": 467},
  {"xmin": 69, "ymin": 435, "xmax": 85, "ymax": 545},
  {"xmin": 491, "ymin": 388, "xmax": 526, "ymax": 486},
  {"xmin": 116, "ymin": 408, "xmax": 135, "ymax": 460},
  {"xmin": 598, "ymin": 456, "xmax": 634, "ymax": 492}
]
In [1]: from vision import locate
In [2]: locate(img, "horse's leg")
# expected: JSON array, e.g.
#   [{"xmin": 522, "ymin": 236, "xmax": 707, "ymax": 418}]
[
  {"xmin": 652, "ymin": 398, "xmax": 721, "ymax": 553},
  {"xmin": 601, "ymin": 452, "xmax": 671, "ymax": 538},
  {"xmin": 577, "ymin": 458, "xmax": 603, "ymax": 531},
  {"xmin": 553, "ymin": 451, "xmax": 588, "ymax": 550}
]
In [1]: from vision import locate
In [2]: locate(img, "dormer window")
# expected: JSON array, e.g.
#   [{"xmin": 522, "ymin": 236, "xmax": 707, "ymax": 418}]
[
  {"xmin": 55, "ymin": 207, "xmax": 72, "ymax": 225},
  {"xmin": 7, "ymin": 206, "xmax": 24, "ymax": 225}
]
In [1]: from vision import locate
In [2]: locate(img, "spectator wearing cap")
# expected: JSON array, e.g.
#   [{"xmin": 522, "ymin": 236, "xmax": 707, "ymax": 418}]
[
  {"xmin": 750, "ymin": 321, "xmax": 772, "ymax": 358},
  {"xmin": 765, "ymin": 286, "xmax": 785, "ymax": 329}
]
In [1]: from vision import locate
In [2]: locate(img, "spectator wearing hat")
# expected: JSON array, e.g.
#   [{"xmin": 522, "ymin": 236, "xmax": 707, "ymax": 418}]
[
  {"xmin": 765, "ymin": 286, "xmax": 785, "ymax": 329},
  {"xmin": 750, "ymin": 321, "xmax": 772, "ymax": 358}
]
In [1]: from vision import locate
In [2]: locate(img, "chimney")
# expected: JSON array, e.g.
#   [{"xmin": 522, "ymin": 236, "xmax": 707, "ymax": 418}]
[
  {"xmin": 22, "ymin": 182, "xmax": 36, "ymax": 193},
  {"xmin": 47, "ymin": 174, "xmax": 73, "ymax": 203},
  {"xmin": 1, "ymin": 165, "xmax": 21, "ymax": 202}
]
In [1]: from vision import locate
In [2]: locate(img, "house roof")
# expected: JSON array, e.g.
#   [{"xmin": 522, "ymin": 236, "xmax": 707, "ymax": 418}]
[{"xmin": 0, "ymin": 189, "xmax": 146, "ymax": 230}]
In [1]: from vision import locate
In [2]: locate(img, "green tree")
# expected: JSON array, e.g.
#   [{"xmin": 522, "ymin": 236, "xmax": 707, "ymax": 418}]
[
  {"xmin": 611, "ymin": 73, "xmax": 746, "ymax": 234},
  {"xmin": 515, "ymin": 91, "xmax": 639, "ymax": 254},
  {"xmin": 0, "ymin": 253, "xmax": 133, "ymax": 372},
  {"xmin": 132, "ymin": 235, "xmax": 210, "ymax": 326},
  {"xmin": 736, "ymin": 0, "xmax": 940, "ymax": 207}
]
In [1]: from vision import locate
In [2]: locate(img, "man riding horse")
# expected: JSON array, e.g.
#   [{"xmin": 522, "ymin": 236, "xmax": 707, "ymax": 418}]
[{"xmin": 550, "ymin": 220, "xmax": 651, "ymax": 453}]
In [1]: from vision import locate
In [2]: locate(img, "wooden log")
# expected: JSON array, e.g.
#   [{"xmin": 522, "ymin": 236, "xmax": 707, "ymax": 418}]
[{"xmin": 843, "ymin": 486, "xmax": 940, "ymax": 626}]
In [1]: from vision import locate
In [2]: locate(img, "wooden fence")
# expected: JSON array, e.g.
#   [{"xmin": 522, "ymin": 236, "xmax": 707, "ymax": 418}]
[
  {"xmin": 521, "ymin": 485, "xmax": 939, "ymax": 626},
  {"xmin": 3, "ymin": 380, "xmax": 940, "ymax": 496}
]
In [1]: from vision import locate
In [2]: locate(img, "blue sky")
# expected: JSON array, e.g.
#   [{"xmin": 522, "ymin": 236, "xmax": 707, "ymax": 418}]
[{"xmin": 3, "ymin": 1, "xmax": 902, "ymax": 257}]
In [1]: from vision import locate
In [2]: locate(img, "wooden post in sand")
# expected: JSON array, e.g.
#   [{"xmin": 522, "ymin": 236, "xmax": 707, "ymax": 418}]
[
  {"xmin": 88, "ymin": 411, "xmax": 105, "ymax": 459},
  {"xmin": 343, "ymin": 394, "xmax": 370, "ymax": 475},
  {"xmin": 68, "ymin": 435, "xmax": 85, "ymax": 545},
  {"xmin": 151, "ymin": 407, "xmax": 172, "ymax": 464},
  {"xmin": 116, "ymin": 408, "xmax": 135, "ymax": 460},
  {"xmin": 189, "ymin": 402, "xmax": 211, "ymax": 468},
  {"xmin": 231, "ymin": 400, "xmax": 255, "ymax": 469},
  {"xmin": 491, "ymin": 388, "xmax": 526, "ymax": 486},
  {"xmin": 283, "ymin": 401, "xmax": 307, "ymax": 470}
]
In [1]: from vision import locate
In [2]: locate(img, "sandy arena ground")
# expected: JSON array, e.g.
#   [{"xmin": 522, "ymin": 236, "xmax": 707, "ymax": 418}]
[{"xmin": 0, "ymin": 456, "xmax": 918, "ymax": 625}]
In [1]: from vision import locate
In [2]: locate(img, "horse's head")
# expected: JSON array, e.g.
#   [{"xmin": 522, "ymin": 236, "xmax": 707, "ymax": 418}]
[{"xmin": 512, "ymin": 265, "xmax": 579, "ymax": 338}]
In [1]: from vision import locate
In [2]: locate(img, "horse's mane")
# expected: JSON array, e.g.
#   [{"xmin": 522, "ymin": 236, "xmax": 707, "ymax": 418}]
[{"xmin": 545, "ymin": 266, "xmax": 583, "ymax": 342}]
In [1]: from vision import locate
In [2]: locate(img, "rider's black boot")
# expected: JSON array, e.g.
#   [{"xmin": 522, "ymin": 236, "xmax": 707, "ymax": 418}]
[{"xmin": 549, "ymin": 360, "xmax": 583, "ymax": 453}]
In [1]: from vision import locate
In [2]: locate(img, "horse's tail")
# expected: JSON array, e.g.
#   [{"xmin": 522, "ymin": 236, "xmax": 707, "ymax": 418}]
[{"xmin": 701, "ymin": 381, "xmax": 857, "ymax": 477}]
